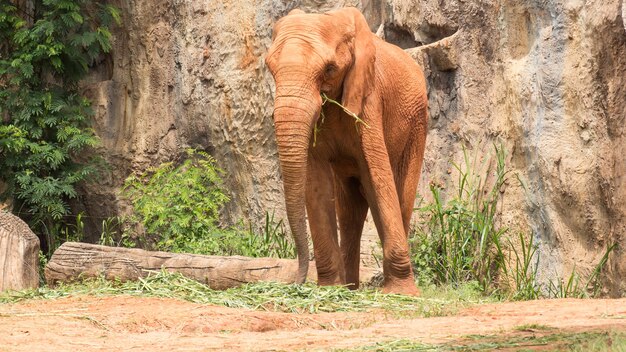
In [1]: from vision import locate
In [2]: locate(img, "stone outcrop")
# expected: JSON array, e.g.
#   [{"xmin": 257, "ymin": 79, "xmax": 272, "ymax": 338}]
[
  {"xmin": 0, "ymin": 211, "xmax": 40, "ymax": 291},
  {"xmin": 82, "ymin": 0, "xmax": 626, "ymax": 295}
]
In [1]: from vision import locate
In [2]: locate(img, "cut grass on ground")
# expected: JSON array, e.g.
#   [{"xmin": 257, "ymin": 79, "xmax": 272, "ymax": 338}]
[
  {"xmin": 0, "ymin": 270, "xmax": 489, "ymax": 316},
  {"xmin": 343, "ymin": 330, "xmax": 626, "ymax": 352}
]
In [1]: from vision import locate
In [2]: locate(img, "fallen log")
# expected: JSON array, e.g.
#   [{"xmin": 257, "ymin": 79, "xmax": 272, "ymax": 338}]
[{"xmin": 45, "ymin": 242, "xmax": 376, "ymax": 289}]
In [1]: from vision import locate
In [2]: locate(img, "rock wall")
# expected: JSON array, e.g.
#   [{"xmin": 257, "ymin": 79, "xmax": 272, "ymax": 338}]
[
  {"xmin": 83, "ymin": 0, "xmax": 625, "ymax": 295},
  {"xmin": 401, "ymin": 0, "xmax": 626, "ymax": 295}
]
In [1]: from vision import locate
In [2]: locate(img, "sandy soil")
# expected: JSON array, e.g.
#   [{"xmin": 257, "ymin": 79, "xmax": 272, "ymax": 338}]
[{"xmin": 0, "ymin": 296, "xmax": 625, "ymax": 351}]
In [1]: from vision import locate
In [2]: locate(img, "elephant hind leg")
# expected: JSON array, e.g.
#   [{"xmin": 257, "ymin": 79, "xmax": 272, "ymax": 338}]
[{"xmin": 335, "ymin": 176, "xmax": 368, "ymax": 290}]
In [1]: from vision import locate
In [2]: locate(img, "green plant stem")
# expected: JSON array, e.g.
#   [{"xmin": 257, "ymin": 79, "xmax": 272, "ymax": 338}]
[{"xmin": 320, "ymin": 93, "xmax": 369, "ymax": 129}]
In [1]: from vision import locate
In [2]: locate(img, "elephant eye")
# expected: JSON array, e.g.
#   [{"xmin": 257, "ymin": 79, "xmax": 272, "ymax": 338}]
[{"xmin": 324, "ymin": 63, "xmax": 337, "ymax": 76}]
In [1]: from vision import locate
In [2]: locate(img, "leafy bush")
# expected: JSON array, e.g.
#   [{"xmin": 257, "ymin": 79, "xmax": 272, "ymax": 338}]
[
  {"xmin": 0, "ymin": 0, "xmax": 119, "ymax": 249},
  {"xmin": 121, "ymin": 149, "xmax": 295, "ymax": 258},
  {"xmin": 121, "ymin": 149, "xmax": 230, "ymax": 253}
]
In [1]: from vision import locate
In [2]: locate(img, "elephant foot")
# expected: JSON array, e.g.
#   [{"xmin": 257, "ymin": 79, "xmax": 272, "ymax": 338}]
[
  {"xmin": 316, "ymin": 261, "xmax": 346, "ymax": 287},
  {"xmin": 318, "ymin": 278, "xmax": 344, "ymax": 287},
  {"xmin": 345, "ymin": 281, "xmax": 359, "ymax": 290},
  {"xmin": 317, "ymin": 272, "xmax": 345, "ymax": 287},
  {"xmin": 382, "ymin": 279, "xmax": 421, "ymax": 296}
]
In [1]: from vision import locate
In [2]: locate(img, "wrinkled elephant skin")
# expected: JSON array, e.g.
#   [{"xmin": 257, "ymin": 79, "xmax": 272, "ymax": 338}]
[{"xmin": 265, "ymin": 7, "xmax": 428, "ymax": 295}]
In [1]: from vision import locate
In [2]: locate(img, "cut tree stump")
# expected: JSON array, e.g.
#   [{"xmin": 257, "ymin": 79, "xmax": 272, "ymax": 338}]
[
  {"xmin": 46, "ymin": 242, "xmax": 328, "ymax": 289},
  {"xmin": 0, "ymin": 212, "xmax": 40, "ymax": 291}
]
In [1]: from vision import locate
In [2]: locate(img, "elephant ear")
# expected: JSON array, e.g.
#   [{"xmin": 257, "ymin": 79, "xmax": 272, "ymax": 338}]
[{"xmin": 337, "ymin": 7, "xmax": 376, "ymax": 118}]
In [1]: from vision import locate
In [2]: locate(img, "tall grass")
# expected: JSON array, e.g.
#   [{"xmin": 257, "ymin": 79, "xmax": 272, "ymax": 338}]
[
  {"xmin": 504, "ymin": 232, "xmax": 540, "ymax": 300},
  {"xmin": 411, "ymin": 145, "xmax": 509, "ymax": 292},
  {"xmin": 410, "ymin": 144, "xmax": 616, "ymax": 300},
  {"xmin": 545, "ymin": 243, "xmax": 616, "ymax": 299},
  {"xmin": 236, "ymin": 211, "xmax": 295, "ymax": 258}
]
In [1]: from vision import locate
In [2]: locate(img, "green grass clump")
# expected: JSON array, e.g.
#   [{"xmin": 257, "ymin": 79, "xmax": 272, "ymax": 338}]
[
  {"xmin": 410, "ymin": 144, "xmax": 616, "ymax": 300},
  {"xmin": 339, "ymin": 339, "xmax": 432, "ymax": 352},
  {"xmin": 0, "ymin": 271, "xmax": 477, "ymax": 316},
  {"xmin": 545, "ymin": 242, "xmax": 616, "ymax": 299},
  {"xmin": 411, "ymin": 145, "xmax": 508, "ymax": 292}
]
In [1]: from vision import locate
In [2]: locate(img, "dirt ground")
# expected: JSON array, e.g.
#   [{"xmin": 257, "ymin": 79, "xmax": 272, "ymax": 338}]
[{"xmin": 0, "ymin": 296, "xmax": 625, "ymax": 351}]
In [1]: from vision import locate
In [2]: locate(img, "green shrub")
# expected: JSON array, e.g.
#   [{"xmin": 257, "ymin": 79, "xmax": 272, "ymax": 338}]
[
  {"xmin": 121, "ymin": 149, "xmax": 230, "ymax": 253},
  {"xmin": 120, "ymin": 149, "xmax": 295, "ymax": 258},
  {"xmin": 0, "ymin": 0, "xmax": 119, "ymax": 250}
]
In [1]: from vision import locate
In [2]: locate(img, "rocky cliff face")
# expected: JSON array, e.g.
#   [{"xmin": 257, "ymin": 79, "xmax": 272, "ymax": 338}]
[{"xmin": 83, "ymin": 0, "xmax": 625, "ymax": 295}]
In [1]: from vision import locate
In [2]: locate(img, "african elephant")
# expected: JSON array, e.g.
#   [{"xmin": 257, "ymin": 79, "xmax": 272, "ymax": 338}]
[{"xmin": 265, "ymin": 7, "xmax": 428, "ymax": 295}]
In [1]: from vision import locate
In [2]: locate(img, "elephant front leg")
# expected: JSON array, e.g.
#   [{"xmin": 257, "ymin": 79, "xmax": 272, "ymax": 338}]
[
  {"xmin": 306, "ymin": 159, "xmax": 345, "ymax": 286},
  {"xmin": 360, "ymin": 128, "xmax": 419, "ymax": 296},
  {"xmin": 362, "ymin": 176, "xmax": 419, "ymax": 296}
]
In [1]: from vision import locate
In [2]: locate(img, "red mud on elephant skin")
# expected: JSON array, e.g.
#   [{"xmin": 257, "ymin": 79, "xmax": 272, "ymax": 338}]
[{"xmin": 266, "ymin": 7, "xmax": 428, "ymax": 295}]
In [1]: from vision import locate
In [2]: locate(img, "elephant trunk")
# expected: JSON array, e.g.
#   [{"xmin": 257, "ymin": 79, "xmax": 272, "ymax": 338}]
[{"xmin": 273, "ymin": 83, "xmax": 321, "ymax": 283}]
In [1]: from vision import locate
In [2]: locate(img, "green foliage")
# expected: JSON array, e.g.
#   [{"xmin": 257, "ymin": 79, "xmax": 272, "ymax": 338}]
[
  {"xmin": 121, "ymin": 149, "xmax": 230, "ymax": 253},
  {"xmin": 121, "ymin": 149, "xmax": 295, "ymax": 258},
  {"xmin": 40, "ymin": 210, "xmax": 85, "ymax": 256},
  {"xmin": 410, "ymin": 145, "xmax": 508, "ymax": 292},
  {"xmin": 0, "ymin": 0, "xmax": 119, "ymax": 245},
  {"xmin": 236, "ymin": 212, "xmax": 295, "ymax": 258},
  {"xmin": 98, "ymin": 216, "xmax": 137, "ymax": 248},
  {"xmin": 547, "ymin": 269, "xmax": 585, "ymax": 299},
  {"xmin": 37, "ymin": 250, "xmax": 48, "ymax": 286},
  {"xmin": 584, "ymin": 242, "xmax": 616, "ymax": 297},
  {"xmin": 514, "ymin": 323, "xmax": 555, "ymax": 331}
]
